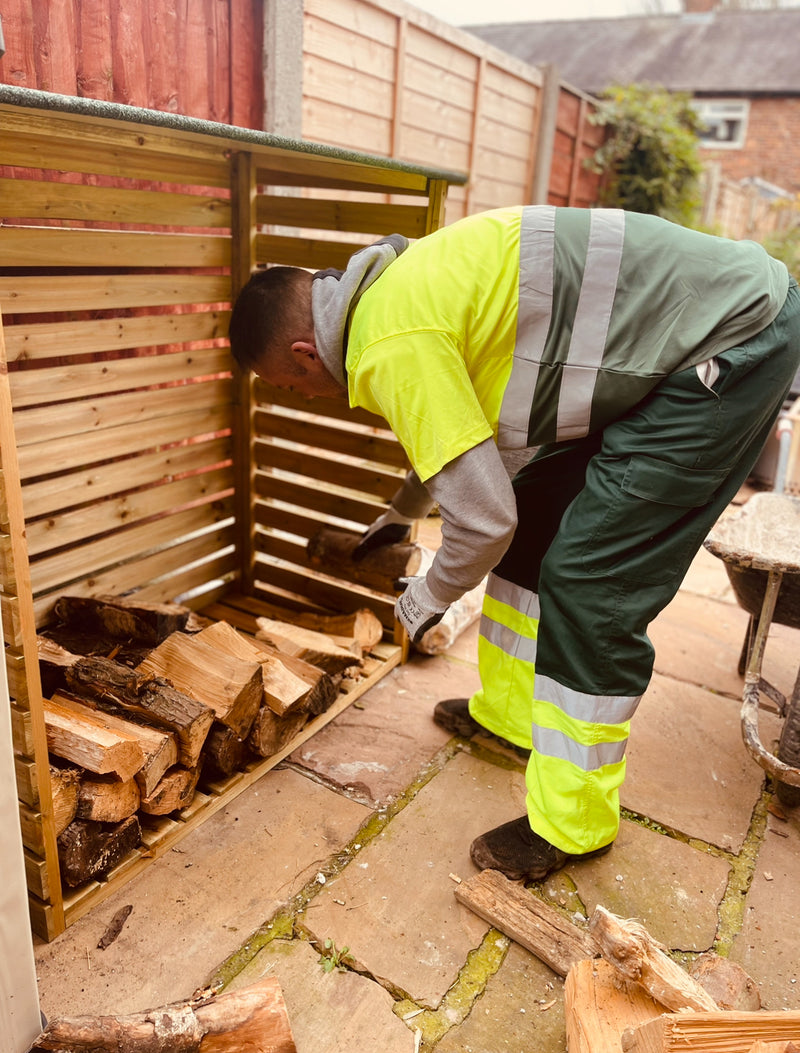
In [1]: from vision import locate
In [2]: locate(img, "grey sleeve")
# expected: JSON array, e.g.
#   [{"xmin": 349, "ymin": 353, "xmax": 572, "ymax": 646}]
[
  {"xmin": 391, "ymin": 469, "xmax": 436, "ymax": 520},
  {"xmin": 422, "ymin": 438, "xmax": 518, "ymax": 604}
]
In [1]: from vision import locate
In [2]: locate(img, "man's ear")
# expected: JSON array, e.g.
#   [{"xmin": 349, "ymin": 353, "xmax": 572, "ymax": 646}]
[{"xmin": 290, "ymin": 340, "xmax": 318, "ymax": 361}]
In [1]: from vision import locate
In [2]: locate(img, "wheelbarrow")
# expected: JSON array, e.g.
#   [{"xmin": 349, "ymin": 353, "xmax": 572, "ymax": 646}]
[{"xmin": 704, "ymin": 415, "xmax": 800, "ymax": 805}]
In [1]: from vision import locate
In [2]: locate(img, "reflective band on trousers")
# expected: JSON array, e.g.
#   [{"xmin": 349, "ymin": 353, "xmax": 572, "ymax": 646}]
[
  {"xmin": 480, "ymin": 614, "xmax": 537, "ymax": 664},
  {"xmin": 532, "ymin": 725, "xmax": 628, "ymax": 771},
  {"xmin": 485, "ymin": 573, "xmax": 541, "ymax": 620},
  {"xmin": 498, "ymin": 206, "xmax": 626, "ymax": 447}
]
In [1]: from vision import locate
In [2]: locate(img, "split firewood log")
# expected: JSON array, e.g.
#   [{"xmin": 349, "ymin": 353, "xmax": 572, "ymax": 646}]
[
  {"xmin": 52, "ymin": 690, "xmax": 178, "ymax": 797},
  {"xmin": 589, "ymin": 905, "xmax": 718, "ymax": 1012},
  {"xmin": 29, "ymin": 975, "xmax": 296, "ymax": 1052},
  {"xmin": 621, "ymin": 1010, "xmax": 800, "ymax": 1053},
  {"xmin": 49, "ymin": 764, "xmax": 80, "ymax": 836},
  {"xmin": 138, "ymin": 634, "xmax": 262, "ymax": 738},
  {"xmin": 53, "ymin": 593, "xmax": 190, "ymax": 644},
  {"xmin": 255, "ymin": 617, "xmax": 362, "ymax": 675},
  {"xmin": 64, "ymin": 655, "xmax": 214, "ymax": 768},
  {"xmin": 197, "ymin": 620, "xmax": 311, "ymax": 716},
  {"xmin": 565, "ymin": 957, "xmax": 665, "ymax": 1053},
  {"xmin": 57, "ymin": 815, "xmax": 141, "ymax": 887},
  {"xmin": 43, "ymin": 697, "xmax": 145, "ymax": 782},
  {"xmin": 139, "ymin": 765, "xmax": 200, "ymax": 815},
  {"xmin": 248, "ymin": 704, "xmax": 309, "ymax": 759},
  {"xmin": 202, "ymin": 723, "xmax": 251, "ymax": 780},
  {"xmin": 77, "ymin": 773, "xmax": 141, "ymax": 823},
  {"xmin": 306, "ymin": 526, "xmax": 422, "ymax": 594}
]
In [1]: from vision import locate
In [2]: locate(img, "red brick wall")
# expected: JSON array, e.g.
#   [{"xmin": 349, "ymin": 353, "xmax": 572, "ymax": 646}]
[{"xmin": 701, "ymin": 96, "xmax": 800, "ymax": 196}]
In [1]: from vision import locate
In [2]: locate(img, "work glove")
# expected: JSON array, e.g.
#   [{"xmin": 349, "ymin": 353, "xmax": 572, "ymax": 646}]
[
  {"xmin": 352, "ymin": 506, "xmax": 414, "ymax": 561},
  {"xmin": 395, "ymin": 576, "xmax": 450, "ymax": 644}
]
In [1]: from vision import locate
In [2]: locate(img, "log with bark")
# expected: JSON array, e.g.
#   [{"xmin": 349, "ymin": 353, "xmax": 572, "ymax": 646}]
[
  {"xmin": 248, "ymin": 704, "xmax": 310, "ymax": 760},
  {"xmin": 202, "ymin": 723, "xmax": 251, "ymax": 780},
  {"xmin": 44, "ymin": 696, "xmax": 145, "ymax": 782},
  {"xmin": 454, "ymin": 868, "xmax": 597, "ymax": 977},
  {"xmin": 50, "ymin": 764, "xmax": 80, "ymax": 836},
  {"xmin": 139, "ymin": 765, "xmax": 201, "ymax": 816},
  {"xmin": 689, "ymin": 952, "xmax": 761, "ymax": 1011},
  {"xmin": 57, "ymin": 815, "xmax": 141, "ymax": 887},
  {"xmin": 64, "ymin": 655, "xmax": 214, "ymax": 768},
  {"xmin": 77, "ymin": 773, "xmax": 141, "ymax": 823},
  {"xmin": 30, "ymin": 975, "xmax": 296, "ymax": 1052},
  {"xmin": 52, "ymin": 689, "xmax": 178, "ymax": 797},
  {"xmin": 53, "ymin": 593, "xmax": 191, "ymax": 644},
  {"xmin": 255, "ymin": 617, "xmax": 363, "ymax": 676},
  {"xmin": 588, "ymin": 905, "xmax": 719, "ymax": 1013},
  {"xmin": 137, "ymin": 634, "xmax": 263, "ymax": 738},
  {"xmin": 197, "ymin": 620, "xmax": 311, "ymax": 716},
  {"xmin": 306, "ymin": 526, "xmax": 422, "ymax": 594}
]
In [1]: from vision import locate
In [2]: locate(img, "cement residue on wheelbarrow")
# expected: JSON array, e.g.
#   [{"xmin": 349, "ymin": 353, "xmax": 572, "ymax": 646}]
[{"xmin": 706, "ymin": 492, "xmax": 800, "ymax": 573}]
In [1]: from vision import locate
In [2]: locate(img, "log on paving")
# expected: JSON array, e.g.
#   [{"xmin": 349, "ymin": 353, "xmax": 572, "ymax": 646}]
[
  {"xmin": 50, "ymin": 764, "xmax": 80, "ymax": 836},
  {"xmin": 44, "ymin": 696, "xmax": 145, "ymax": 782},
  {"xmin": 52, "ymin": 689, "xmax": 178, "ymax": 797},
  {"xmin": 565, "ymin": 957, "xmax": 666, "ymax": 1053},
  {"xmin": 306, "ymin": 526, "xmax": 422, "ymax": 594},
  {"xmin": 53, "ymin": 593, "xmax": 190, "ymax": 645},
  {"xmin": 197, "ymin": 620, "xmax": 310, "ymax": 716},
  {"xmin": 454, "ymin": 868, "xmax": 598, "ymax": 977},
  {"xmin": 689, "ymin": 951, "xmax": 761, "ymax": 1011},
  {"xmin": 255, "ymin": 617, "xmax": 363, "ymax": 676},
  {"xmin": 589, "ymin": 905, "xmax": 719, "ymax": 1013},
  {"xmin": 77, "ymin": 772, "xmax": 141, "ymax": 823},
  {"xmin": 138, "ymin": 633, "xmax": 263, "ymax": 738},
  {"xmin": 621, "ymin": 1010, "xmax": 800, "ymax": 1053},
  {"xmin": 57, "ymin": 815, "xmax": 141, "ymax": 887},
  {"xmin": 30, "ymin": 975, "xmax": 296, "ymax": 1052},
  {"xmin": 65, "ymin": 654, "xmax": 214, "ymax": 768},
  {"xmin": 139, "ymin": 764, "xmax": 200, "ymax": 815}
]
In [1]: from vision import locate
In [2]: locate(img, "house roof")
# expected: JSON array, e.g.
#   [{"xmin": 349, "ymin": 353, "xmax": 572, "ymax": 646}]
[{"xmin": 466, "ymin": 9, "xmax": 800, "ymax": 96}]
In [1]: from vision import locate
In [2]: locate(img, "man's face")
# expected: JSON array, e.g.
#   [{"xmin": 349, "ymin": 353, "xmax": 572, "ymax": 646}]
[{"xmin": 252, "ymin": 345, "xmax": 347, "ymax": 401}]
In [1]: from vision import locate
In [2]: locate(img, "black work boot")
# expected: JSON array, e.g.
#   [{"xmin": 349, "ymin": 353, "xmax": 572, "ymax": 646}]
[
  {"xmin": 433, "ymin": 698, "xmax": 530, "ymax": 759},
  {"xmin": 470, "ymin": 815, "xmax": 614, "ymax": 881}
]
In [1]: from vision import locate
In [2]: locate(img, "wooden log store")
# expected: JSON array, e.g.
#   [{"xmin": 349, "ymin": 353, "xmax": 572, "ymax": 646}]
[{"xmin": 0, "ymin": 85, "xmax": 463, "ymax": 941}]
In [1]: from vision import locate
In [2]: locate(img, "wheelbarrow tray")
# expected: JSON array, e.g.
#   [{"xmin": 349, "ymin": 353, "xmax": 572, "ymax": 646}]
[{"xmin": 704, "ymin": 492, "xmax": 800, "ymax": 631}]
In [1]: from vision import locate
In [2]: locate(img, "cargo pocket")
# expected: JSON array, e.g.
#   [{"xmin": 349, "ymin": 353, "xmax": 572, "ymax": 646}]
[{"xmin": 580, "ymin": 456, "xmax": 731, "ymax": 585}]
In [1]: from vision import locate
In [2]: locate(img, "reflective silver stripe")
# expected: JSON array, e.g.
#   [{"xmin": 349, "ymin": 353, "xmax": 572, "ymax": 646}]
[
  {"xmin": 485, "ymin": 572, "xmax": 540, "ymax": 620},
  {"xmin": 556, "ymin": 209, "xmax": 626, "ymax": 440},
  {"xmin": 497, "ymin": 206, "xmax": 556, "ymax": 449},
  {"xmin": 480, "ymin": 613, "xmax": 538, "ymax": 664},
  {"xmin": 532, "ymin": 725, "xmax": 627, "ymax": 771},
  {"xmin": 535, "ymin": 673, "xmax": 640, "ymax": 725}
]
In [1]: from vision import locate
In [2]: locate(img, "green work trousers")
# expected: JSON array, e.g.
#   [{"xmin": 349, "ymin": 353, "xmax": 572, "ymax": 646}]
[{"xmin": 471, "ymin": 281, "xmax": 800, "ymax": 854}]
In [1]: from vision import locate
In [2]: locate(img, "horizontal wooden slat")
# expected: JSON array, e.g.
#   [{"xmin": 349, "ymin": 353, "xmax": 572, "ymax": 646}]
[
  {"xmin": 255, "ymin": 232, "xmax": 370, "ymax": 270},
  {"xmin": 30, "ymin": 496, "xmax": 235, "ymax": 596},
  {"xmin": 132, "ymin": 550, "xmax": 238, "ymax": 608},
  {"xmin": 254, "ymin": 473, "xmax": 385, "ymax": 526},
  {"xmin": 255, "ymin": 194, "xmax": 428, "ymax": 238},
  {"xmin": 15, "ymin": 756, "xmax": 39, "ymax": 808},
  {"xmin": 32, "ymin": 524, "xmax": 236, "ymax": 626},
  {"xmin": 254, "ymin": 407, "xmax": 406, "ymax": 468},
  {"xmin": 21, "ymin": 435, "xmax": 232, "ymax": 520},
  {"xmin": 14, "ymin": 377, "xmax": 232, "ymax": 448},
  {"xmin": 0, "ymin": 274, "xmax": 231, "ymax": 315},
  {"xmin": 5, "ymin": 311, "xmax": 231, "ymax": 365},
  {"xmin": 26, "ymin": 466, "xmax": 234, "ymax": 558},
  {"xmin": 253, "ymin": 559, "xmax": 394, "ymax": 623},
  {"xmin": 6, "ymin": 648, "xmax": 31, "ymax": 705},
  {"xmin": 1, "ymin": 594, "xmax": 24, "ymax": 649},
  {"xmin": 255, "ymin": 500, "xmax": 360, "ymax": 539},
  {"xmin": 254, "ymin": 154, "xmax": 433, "ymax": 195},
  {"xmin": 1, "ymin": 178, "xmax": 232, "ymax": 228},
  {"xmin": 25, "ymin": 849, "xmax": 50, "ymax": 902},
  {"xmin": 255, "ymin": 440, "xmax": 403, "ymax": 500},
  {"xmin": 17, "ymin": 405, "xmax": 232, "ymax": 479},
  {"xmin": 0, "ymin": 227, "xmax": 230, "ymax": 269},
  {"xmin": 19, "ymin": 803, "xmax": 45, "ymax": 855},
  {"xmin": 11, "ymin": 703, "xmax": 34, "ymax": 756},
  {"xmin": 254, "ymin": 379, "xmax": 390, "ymax": 431}
]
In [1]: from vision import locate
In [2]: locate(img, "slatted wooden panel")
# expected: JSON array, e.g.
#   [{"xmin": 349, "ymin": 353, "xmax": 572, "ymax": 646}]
[
  {"xmin": 547, "ymin": 88, "xmax": 607, "ymax": 210},
  {"xmin": 0, "ymin": 93, "xmax": 454, "ymax": 940}
]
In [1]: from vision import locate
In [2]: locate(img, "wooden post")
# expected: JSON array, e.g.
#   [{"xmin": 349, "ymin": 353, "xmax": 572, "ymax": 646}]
[
  {"xmin": 567, "ymin": 96, "xmax": 588, "ymax": 207},
  {"xmin": 465, "ymin": 55, "xmax": 487, "ymax": 216},
  {"xmin": 0, "ymin": 310, "xmax": 66, "ymax": 938},
  {"xmin": 391, "ymin": 15, "xmax": 408, "ymax": 160},
  {"xmin": 529, "ymin": 63, "xmax": 560, "ymax": 205}
]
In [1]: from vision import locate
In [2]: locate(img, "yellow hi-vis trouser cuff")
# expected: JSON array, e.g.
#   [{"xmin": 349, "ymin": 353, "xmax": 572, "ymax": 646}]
[
  {"xmin": 525, "ymin": 693, "xmax": 633, "ymax": 854},
  {"xmin": 469, "ymin": 573, "xmax": 538, "ymax": 750}
]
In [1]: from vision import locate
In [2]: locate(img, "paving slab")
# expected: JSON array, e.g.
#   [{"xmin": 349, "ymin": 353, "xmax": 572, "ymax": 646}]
[
  {"xmin": 287, "ymin": 651, "xmax": 472, "ymax": 805},
  {"xmin": 542, "ymin": 818, "xmax": 730, "ymax": 951},
  {"xmin": 302, "ymin": 749, "xmax": 528, "ymax": 1008},
  {"xmin": 227, "ymin": 938, "xmax": 416, "ymax": 1052},
  {"xmin": 623, "ymin": 672, "xmax": 779, "ymax": 852},
  {"xmin": 435, "ymin": 942, "xmax": 566, "ymax": 1053},
  {"xmin": 33, "ymin": 767, "xmax": 369, "ymax": 1020},
  {"xmin": 731, "ymin": 809, "xmax": 800, "ymax": 1010}
]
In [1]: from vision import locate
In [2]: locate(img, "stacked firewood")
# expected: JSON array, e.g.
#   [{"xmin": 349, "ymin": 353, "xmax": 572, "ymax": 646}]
[{"xmin": 38, "ymin": 592, "xmax": 382, "ymax": 889}]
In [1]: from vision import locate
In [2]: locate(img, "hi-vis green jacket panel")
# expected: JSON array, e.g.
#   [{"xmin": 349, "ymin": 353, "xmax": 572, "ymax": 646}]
[{"xmin": 346, "ymin": 206, "xmax": 789, "ymax": 483}]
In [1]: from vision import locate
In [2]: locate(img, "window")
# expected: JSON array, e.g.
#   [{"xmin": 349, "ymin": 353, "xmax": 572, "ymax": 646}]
[{"xmin": 692, "ymin": 98, "xmax": 749, "ymax": 149}]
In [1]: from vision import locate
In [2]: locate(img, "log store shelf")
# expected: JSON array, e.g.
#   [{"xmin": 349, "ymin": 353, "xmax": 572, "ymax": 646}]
[{"xmin": 0, "ymin": 86, "xmax": 464, "ymax": 941}]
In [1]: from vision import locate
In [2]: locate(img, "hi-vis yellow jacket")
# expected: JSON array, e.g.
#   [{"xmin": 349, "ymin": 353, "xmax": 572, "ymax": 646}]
[{"xmin": 346, "ymin": 206, "xmax": 789, "ymax": 483}]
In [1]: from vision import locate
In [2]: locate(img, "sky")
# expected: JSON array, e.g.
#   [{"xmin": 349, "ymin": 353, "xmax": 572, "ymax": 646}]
[{"xmin": 411, "ymin": 0, "xmax": 682, "ymax": 23}]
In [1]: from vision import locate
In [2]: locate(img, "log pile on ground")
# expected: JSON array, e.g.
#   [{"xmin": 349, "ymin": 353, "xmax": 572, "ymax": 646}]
[
  {"xmin": 38, "ymin": 592, "xmax": 378, "ymax": 889},
  {"xmin": 457, "ymin": 870, "xmax": 798, "ymax": 1052}
]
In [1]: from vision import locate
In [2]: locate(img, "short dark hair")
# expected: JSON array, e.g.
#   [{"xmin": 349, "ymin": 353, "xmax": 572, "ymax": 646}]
[{"xmin": 228, "ymin": 266, "xmax": 311, "ymax": 372}]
